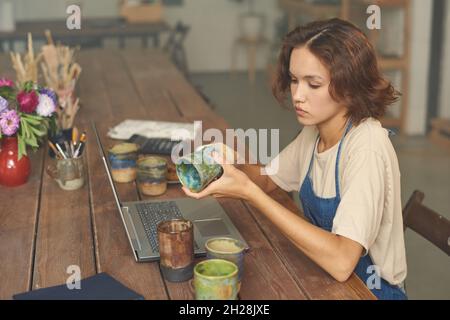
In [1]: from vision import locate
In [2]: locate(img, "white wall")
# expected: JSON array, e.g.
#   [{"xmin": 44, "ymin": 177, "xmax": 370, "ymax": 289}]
[
  {"xmin": 11, "ymin": 0, "xmax": 282, "ymax": 73},
  {"xmin": 439, "ymin": 1, "xmax": 450, "ymax": 119},
  {"xmin": 6, "ymin": 0, "xmax": 438, "ymax": 134},
  {"xmin": 13, "ymin": 0, "xmax": 119, "ymax": 19},
  {"xmin": 406, "ymin": 0, "xmax": 433, "ymax": 135},
  {"xmin": 163, "ymin": 0, "xmax": 282, "ymax": 72}
]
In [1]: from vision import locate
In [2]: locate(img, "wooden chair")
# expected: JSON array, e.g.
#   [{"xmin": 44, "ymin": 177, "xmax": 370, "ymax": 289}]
[
  {"xmin": 230, "ymin": 36, "xmax": 269, "ymax": 84},
  {"xmin": 403, "ymin": 190, "xmax": 450, "ymax": 256}
]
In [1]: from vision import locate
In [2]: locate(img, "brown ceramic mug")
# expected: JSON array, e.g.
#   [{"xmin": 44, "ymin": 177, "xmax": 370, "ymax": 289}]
[{"xmin": 157, "ymin": 219, "xmax": 194, "ymax": 282}]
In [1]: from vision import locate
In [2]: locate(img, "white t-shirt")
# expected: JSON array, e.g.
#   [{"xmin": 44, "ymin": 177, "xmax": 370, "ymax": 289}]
[{"xmin": 264, "ymin": 118, "xmax": 407, "ymax": 285}]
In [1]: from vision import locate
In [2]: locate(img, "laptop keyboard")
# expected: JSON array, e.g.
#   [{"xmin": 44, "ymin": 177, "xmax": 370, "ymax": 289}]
[{"xmin": 135, "ymin": 201, "xmax": 199, "ymax": 252}]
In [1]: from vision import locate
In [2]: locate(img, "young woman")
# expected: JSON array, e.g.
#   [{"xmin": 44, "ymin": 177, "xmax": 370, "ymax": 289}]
[{"xmin": 182, "ymin": 18, "xmax": 407, "ymax": 300}]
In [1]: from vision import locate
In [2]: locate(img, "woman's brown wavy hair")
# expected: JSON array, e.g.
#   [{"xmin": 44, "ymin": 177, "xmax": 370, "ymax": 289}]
[{"xmin": 272, "ymin": 18, "xmax": 400, "ymax": 125}]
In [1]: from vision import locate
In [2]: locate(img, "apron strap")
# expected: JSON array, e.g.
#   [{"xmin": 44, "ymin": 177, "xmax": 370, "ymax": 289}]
[
  {"xmin": 306, "ymin": 135, "xmax": 320, "ymax": 177},
  {"xmin": 334, "ymin": 120, "xmax": 353, "ymax": 199}
]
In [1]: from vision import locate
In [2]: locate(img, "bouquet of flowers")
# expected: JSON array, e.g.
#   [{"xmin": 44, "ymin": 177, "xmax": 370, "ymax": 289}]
[{"xmin": 0, "ymin": 78, "xmax": 57, "ymax": 159}]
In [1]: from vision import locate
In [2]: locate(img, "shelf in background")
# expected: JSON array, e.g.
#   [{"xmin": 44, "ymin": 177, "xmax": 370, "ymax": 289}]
[{"xmin": 378, "ymin": 57, "xmax": 407, "ymax": 70}]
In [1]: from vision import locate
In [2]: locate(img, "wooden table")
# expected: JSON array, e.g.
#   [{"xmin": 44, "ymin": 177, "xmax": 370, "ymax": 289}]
[
  {"xmin": 0, "ymin": 49, "xmax": 375, "ymax": 300},
  {"xmin": 0, "ymin": 18, "xmax": 170, "ymax": 51}
]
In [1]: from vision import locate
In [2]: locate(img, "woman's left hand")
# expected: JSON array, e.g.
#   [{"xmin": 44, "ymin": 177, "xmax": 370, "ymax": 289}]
[{"xmin": 181, "ymin": 150, "xmax": 254, "ymax": 201}]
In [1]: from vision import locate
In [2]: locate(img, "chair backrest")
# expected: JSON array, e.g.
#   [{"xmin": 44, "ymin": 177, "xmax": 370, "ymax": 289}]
[
  {"xmin": 163, "ymin": 21, "xmax": 190, "ymax": 75},
  {"xmin": 403, "ymin": 190, "xmax": 450, "ymax": 255},
  {"xmin": 163, "ymin": 21, "xmax": 190, "ymax": 53}
]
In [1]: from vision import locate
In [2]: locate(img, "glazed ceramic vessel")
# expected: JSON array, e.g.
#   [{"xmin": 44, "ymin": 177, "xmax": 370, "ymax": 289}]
[
  {"xmin": 0, "ymin": 136, "xmax": 31, "ymax": 187},
  {"xmin": 193, "ymin": 259, "xmax": 239, "ymax": 300},
  {"xmin": 108, "ymin": 142, "xmax": 139, "ymax": 183},
  {"xmin": 46, "ymin": 157, "xmax": 84, "ymax": 191},
  {"xmin": 157, "ymin": 219, "xmax": 194, "ymax": 282},
  {"xmin": 176, "ymin": 144, "xmax": 223, "ymax": 193},
  {"xmin": 137, "ymin": 156, "xmax": 167, "ymax": 196},
  {"xmin": 205, "ymin": 237, "xmax": 246, "ymax": 283}
]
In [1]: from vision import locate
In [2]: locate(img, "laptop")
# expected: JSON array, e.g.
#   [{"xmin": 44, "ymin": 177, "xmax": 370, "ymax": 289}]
[{"xmin": 93, "ymin": 122, "xmax": 249, "ymax": 262}]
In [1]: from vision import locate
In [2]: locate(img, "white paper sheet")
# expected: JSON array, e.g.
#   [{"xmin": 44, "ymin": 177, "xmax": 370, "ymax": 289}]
[{"xmin": 107, "ymin": 119, "xmax": 195, "ymax": 140}]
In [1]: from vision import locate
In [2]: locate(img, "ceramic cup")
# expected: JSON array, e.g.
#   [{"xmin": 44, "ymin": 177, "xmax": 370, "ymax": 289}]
[
  {"xmin": 137, "ymin": 156, "xmax": 167, "ymax": 196},
  {"xmin": 175, "ymin": 144, "xmax": 223, "ymax": 193},
  {"xmin": 46, "ymin": 157, "xmax": 85, "ymax": 191},
  {"xmin": 193, "ymin": 259, "xmax": 239, "ymax": 300},
  {"xmin": 205, "ymin": 237, "xmax": 246, "ymax": 283},
  {"xmin": 108, "ymin": 142, "xmax": 139, "ymax": 183},
  {"xmin": 157, "ymin": 219, "xmax": 194, "ymax": 282}
]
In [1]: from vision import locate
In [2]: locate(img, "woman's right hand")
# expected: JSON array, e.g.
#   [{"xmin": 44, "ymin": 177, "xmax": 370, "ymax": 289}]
[{"xmin": 181, "ymin": 148, "xmax": 256, "ymax": 201}]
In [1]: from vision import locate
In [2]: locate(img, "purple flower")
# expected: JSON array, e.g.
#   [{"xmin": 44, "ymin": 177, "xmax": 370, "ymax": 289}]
[
  {"xmin": 0, "ymin": 109, "xmax": 20, "ymax": 136},
  {"xmin": 39, "ymin": 88, "xmax": 58, "ymax": 106},
  {"xmin": 36, "ymin": 93, "xmax": 56, "ymax": 117},
  {"xmin": 0, "ymin": 78, "xmax": 14, "ymax": 88},
  {"xmin": 0, "ymin": 96, "xmax": 8, "ymax": 114},
  {"xmin": 17, "ymin": 90, "xmax": 38, "ymax": 114}
]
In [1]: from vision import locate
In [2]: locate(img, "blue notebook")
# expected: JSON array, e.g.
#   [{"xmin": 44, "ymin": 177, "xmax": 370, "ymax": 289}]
[{"xmin": 13, "ymin": 273, "xmax": 144, "ymax": 300}]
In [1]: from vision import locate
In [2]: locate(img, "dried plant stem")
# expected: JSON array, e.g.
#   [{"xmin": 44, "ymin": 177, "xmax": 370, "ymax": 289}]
[
  {"xmin": 40, "ymin": 30, "xmax": 82, "ymax": 130},
  {"xmin": 10, "ymin": 33, "xmax": 42, "ymax": 85},
  {"xmin": 57, "ymin": 97, "xmax": 80, "ymax": 129}
]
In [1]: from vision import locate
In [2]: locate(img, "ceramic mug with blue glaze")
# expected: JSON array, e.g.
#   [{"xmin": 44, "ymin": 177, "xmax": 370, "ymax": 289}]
[
  {"xmin": 108, "ymin": 143, "xmax": 139, "ymax": 183},
  {"xmin": 176, "ymin": 144, "xmax": 223, "ymax": 193}
]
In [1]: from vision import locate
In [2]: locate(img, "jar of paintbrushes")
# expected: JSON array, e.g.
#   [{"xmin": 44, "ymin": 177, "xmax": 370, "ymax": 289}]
[{"xmin": 46, "ymin": 127, "xmax": 86, "ymax": 191}]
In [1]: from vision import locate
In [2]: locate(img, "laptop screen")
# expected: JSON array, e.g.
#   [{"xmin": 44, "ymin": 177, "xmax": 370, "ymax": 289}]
[{"xmin": 92, "ymin": 121, "xmax": 122, "ymax": 209}]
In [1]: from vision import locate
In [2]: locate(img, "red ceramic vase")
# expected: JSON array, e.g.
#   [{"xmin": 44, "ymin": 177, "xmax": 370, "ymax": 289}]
[{"xmin": 0, "ymin": 136, "xmax": 31, "ymax": 187}]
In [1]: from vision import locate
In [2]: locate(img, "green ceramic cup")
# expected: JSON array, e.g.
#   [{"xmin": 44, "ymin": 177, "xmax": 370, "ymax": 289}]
[
  {"xmin": 193, "ymin": 259, "xmax": 239, "ymax": 300},
  {"xmin": 176, "ymin": 144, "xmax": 223, "ymax": 193}
]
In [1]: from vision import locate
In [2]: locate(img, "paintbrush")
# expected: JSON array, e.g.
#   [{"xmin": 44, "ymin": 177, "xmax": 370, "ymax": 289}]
[
  {"xmin": 72, "ymin": 127, "xmax": 78, "ymax": 156},
  {"xmin": 64, "ymin": 141, "xmax": 71, "ymax": 158},
  {"xmin": 74, "ymin": 132, "xmax": 86, "ymax": 158},
  {"xmin": 55, "ymin": 142, "xmax": 68, "ymax": 159},
  {"xmin": 48, "ymin": 141, "xmax": 62, "ymax": 159}
]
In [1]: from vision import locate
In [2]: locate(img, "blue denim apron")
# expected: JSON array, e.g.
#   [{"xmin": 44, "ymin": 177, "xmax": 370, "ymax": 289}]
[{"xmin": 298, "ymin": 122, "xmax": 407, "ymax": 300}]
